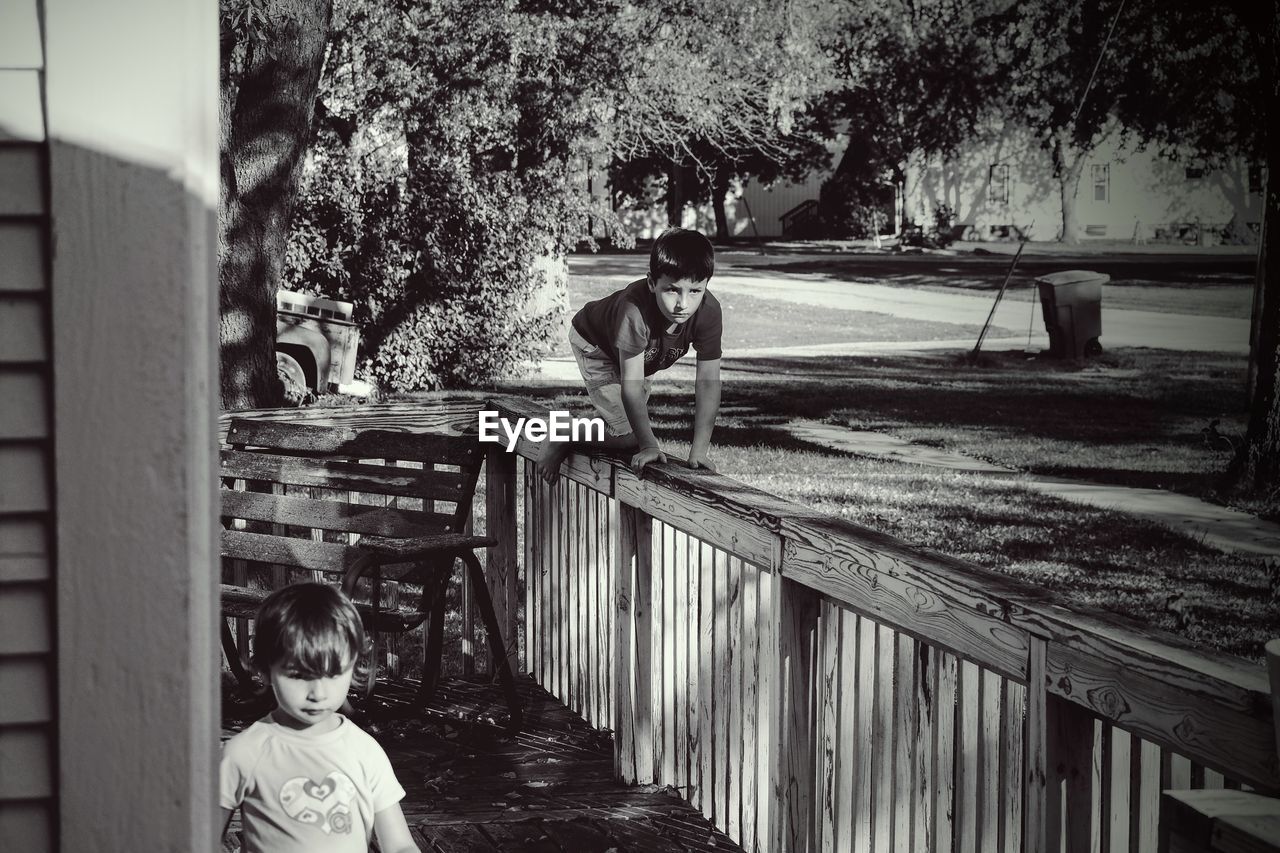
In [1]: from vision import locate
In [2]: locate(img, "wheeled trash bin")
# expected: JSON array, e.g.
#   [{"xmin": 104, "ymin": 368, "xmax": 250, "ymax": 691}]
[{"xmin": 1036, "ymin": 270, "xmax": 1108, "ymax": 358}]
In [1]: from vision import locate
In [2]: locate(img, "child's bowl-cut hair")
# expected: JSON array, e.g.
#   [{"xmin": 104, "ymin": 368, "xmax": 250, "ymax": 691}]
[
  {"xmin": 650, "ymin": 227, "xmax": 715, "ymax": 283},
  {"xmin": 251, "ymin": 583, "xmax": 368, "ymax": 682}
]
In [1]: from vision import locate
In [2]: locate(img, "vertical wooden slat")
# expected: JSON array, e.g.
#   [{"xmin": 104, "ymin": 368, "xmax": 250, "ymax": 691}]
[
  {"xmin": 774, "ymin": 577, "xmax": 819, "ymax": 853},
  {"xmin": 835, "ymin": 608, "xmax": 858, "ymax": 853},
  {"xmin": 613, "ymin": 502, "xmax": 638, "ymax": 782},
  {"xmin": 894, "ymin": 633, "xmax": 916, "ymax": 853},
  {"xmin": 913, "ymin": 642, "xmax": 936, "ymax": 853},
  {"xmin": 1024, "ymin": 636, "xmax": 1048, "ymax": 853},
  {"xmin": 573, "ymin": 481, "xmax": 586, "ymax": 715},
  {"xmin": 934, "ymin": 650, "xmax": 958, "ymax": 853},
  {"xmin": 873, "ymin": 624, "xmax": 896, "ymax": 853},
  {"xmin": 700, "ymin": 539, "xmax": 716, "ymax": 820},
  {"xmin": 980, "ymin": 668, "xmax": 1001, "ymax": 852},
  {"xmin": 714, "ymin": 546, "xmax": 731, "ymax": 829},
  {"xmin": 855, "ymin": 615, "xmax": 876, "ymax": 853},
  {"xmin": 741, "ymin": 558, "xmax": 760, "ymax": 853},
  {"xmin": 523, "ymin": 461, "xmax": 536, "ymax": 676},
  {"xmin": 1099, "ymin": 725, "xmax": 1114, "ymax": 853},
  {"xmin": 686, "ymin": 533, "xmax": 702, "ymax": 811},
  {"xmin": 1047, "ymin": 692, "xmax": 1096, "ymax": 853},
  {"xmin": 486, "ymin": 449, "xmax": 518, "ymax": 678},
  {"xmin": 673, "ymin": 528, "xmax": 687, "ymax": 795},
  {"xmin": 633, "ymin": 509, "xmax": 655, "ymax": 784},
  {"xmin": 597, "ymin": 490, "xmax": 610, "ymax": 728},
  {"xmin": 1140, "ymin": 739, "xmax": 1162, "ymax": 853},
  {"xmin": 956, "ymin": 659, "xmax": 979, "ymax": 853},
  {"xmin": 728, "ymin": 553, "xmax": 744, "ymax": 842},
  {"xmin": 1003, "ymin": 679, "xmax": 1027, "ymax": 853},
  {"xmin": 755, "ymin": 569, "xmax": 778, "ymax": 853},
  {"xmin": 659, "ymin": 524, "xmax": 675, "ymax": 784},
  {"xmin": 818, "ymin": 599, "xmax": 840, "ymax": 853}
]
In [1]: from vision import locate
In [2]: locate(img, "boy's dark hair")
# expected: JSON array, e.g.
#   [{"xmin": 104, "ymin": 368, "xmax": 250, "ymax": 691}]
[
  {"xmin": 251, "ymin": 583, "xmax": 369, "ymax": 685},
  {"xmin": 649, "ymin": 227, "xmax": 715, "ymax": 283}
]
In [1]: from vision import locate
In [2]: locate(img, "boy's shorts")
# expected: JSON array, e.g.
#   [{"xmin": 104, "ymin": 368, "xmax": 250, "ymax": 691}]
[{"xmin": 569, "ymin": 325, "xmax": 651, "ymax": 437}]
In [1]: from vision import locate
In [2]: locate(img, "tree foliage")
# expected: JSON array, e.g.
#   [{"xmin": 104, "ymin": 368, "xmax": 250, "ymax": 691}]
[{"xmin": 285, "ymin": 0, "xmax": 627, "ymax": 391}]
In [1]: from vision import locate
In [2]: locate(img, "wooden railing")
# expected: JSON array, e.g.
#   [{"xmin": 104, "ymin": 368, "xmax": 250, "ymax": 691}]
[{"xmin": 486, "ymin": 397, "xmax": 1277, "ymax": 853}]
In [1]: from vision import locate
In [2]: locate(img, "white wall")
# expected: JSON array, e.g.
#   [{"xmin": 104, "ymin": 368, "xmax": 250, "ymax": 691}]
[{"xmin": 43, "ymin": 0, "xmax": 220, "ymax": 850}]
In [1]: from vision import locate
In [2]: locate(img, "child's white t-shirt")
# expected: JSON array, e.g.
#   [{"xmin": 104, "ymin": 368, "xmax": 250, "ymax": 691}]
[{"xmin": 221, "ymin": 715, "xmax": 405, "ymax": 853}]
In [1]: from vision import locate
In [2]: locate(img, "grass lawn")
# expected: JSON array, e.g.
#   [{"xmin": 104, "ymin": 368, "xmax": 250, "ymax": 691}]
[{"xmin": 504, "ymin": 344, "xmax": 1273, "ymax": 663}]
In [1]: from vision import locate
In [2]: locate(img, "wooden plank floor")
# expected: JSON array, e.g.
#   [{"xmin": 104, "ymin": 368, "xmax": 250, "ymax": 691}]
[{"xmin": 222, "ymin": 676, "xmax": 744, "ymax": 852}]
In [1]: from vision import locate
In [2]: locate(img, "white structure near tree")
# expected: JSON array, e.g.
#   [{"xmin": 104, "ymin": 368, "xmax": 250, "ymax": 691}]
[
  {"xmin": 0, "ymin": 0, "xmax": 219, "ymax": 850},
  {"xmin": 603, "ymin": 127, "xmax": 1264, "ymax": 243}
]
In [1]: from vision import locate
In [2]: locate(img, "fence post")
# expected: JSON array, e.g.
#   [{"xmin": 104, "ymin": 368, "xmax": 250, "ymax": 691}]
[
  {"xmin": 1047, "ymin": 690, "xmax": 1097, "ymax": 853},
  {"xmin": 772, "ymin": 576, "xmax": 820, "ymax": 853},
  {"xmin": 613, "ymin": 503, "xmax": 654, "ymax": 784},
  {"xmin": 485, "ymin": 446, "xmax": 519, "ymax": 676}
]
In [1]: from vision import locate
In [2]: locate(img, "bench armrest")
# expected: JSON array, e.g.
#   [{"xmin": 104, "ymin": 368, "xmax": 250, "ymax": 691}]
[{"xmin": 355, "ymin": 532, "xmax": 497, "ymax": 559}]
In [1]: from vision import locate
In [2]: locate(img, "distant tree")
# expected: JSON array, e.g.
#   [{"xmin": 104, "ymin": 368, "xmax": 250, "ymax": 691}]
[
  {"xmin": 605, "ymin": 0, "xmax": 835, "ymax": 231},
  {"xmin": 219, "ymin": 0, "xmax": 333, "ymax": 410},
  {"xmin": 822, "ymin": 0, "xmax": 998, "ymax": 233},
  {"xmin": 1105, "ymin": 0, "xmax": 1276, "ymax": 498}
]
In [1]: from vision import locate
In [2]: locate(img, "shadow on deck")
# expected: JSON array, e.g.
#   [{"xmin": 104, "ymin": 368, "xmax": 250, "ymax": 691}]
[{"xmin": 222, "ymin": 677, "xmax": 744, "ymax": 852}]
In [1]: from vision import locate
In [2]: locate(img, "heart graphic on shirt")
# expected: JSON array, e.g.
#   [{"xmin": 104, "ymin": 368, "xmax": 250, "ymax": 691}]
[{"xmin": 279, "ymin": 771, "xmax": 357, "ymax": 835}]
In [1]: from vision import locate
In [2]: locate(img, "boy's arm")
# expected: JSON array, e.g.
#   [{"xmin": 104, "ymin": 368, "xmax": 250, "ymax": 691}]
[
  {"xmin": 688, "ymin": 357, "xmax": 721, "ymax": 470},
  {"xmin": 373, "ymin": 802, "xmax": 420, "ymax": 853},
  {"xmin": 619, "ymin": 351, "xmax": 665, "ymax": 472}
]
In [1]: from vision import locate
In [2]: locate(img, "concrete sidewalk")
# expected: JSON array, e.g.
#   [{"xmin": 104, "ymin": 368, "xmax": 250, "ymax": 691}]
[{"xmin": 784, "ymin": 419, "xmax": 1280, "ymax": 558}]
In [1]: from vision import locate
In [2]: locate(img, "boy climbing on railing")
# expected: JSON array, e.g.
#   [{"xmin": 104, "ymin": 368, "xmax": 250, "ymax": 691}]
[{"xmin": 537, "ymin": 227, "xmax": 723, "ymax": 481}]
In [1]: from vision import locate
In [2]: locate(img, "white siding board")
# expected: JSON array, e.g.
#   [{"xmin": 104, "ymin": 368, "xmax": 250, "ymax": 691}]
[
  {"xmin": 0, "ymin": 147, "xmax": 43, "ymax": 214},
  {"xmin": 0, "ymin": 71, "xmax": 45, "ymax": 141},
  {"xmin": 0, "ymin": 584, "xmax": 51, "ymax": 654},
  {"xmin": 0, "ymin": 657, "xmax": 52, "ymax": 724},
  {"xmin": 0, "ymin": 222, "xmax": 45, "ymax": 290},
  {"xmin": 0, "ymin": 445, "xmax": 48, "ymax": 512},
  {"xmin": 0, "ymin": 0, "xmax": 44, "ymax": 69},
  {"xmin": 0, "ymin": 802, "xmax": 53, "ymax": 853},
  {"xmin": 0, "ymin": 297, "xmax": 45, "ymax": 361},
  {"xmin": 0, "ymin": 371, "xmax": 47, "ymax": 438},
  {"xmin": 0, "ymin": 727, "xmax": 53, "ymax": 799},
  {"xmin": 0, "ymin": 518, "xmax": 47, "ymax": 583}
]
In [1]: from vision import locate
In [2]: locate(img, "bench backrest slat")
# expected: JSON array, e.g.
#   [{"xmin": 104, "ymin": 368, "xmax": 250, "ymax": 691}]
[
  {"xmin": 227, "ymin": 419, "xmax": 480, "ymax": 467},
  {"xmin": 222, "ymin": 490, "xmax": 457, "ymax": 538},
  {"xmin": 222, "ymin": 530, "xmax": 357, "ymax": 574},
  {"xmin": 220, "ymin": 449, "xmax": 468, "ymax": 502}
]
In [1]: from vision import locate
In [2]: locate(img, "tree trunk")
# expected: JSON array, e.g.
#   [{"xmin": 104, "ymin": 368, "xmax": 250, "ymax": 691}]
[
  {"xmin": 219, "ymin": 0, "xmax": 333, "ymax": 411},
  {"xmin": 711, "ymin": 171, "xmax": 730, "ymax": 241},
  {"xmin": 666, "ymin": 160, "xmax": 684, "ymax": 227},
  {"xmin": 1052, "ymin": 135, "xmax": 1085, "ymax": 245},
  {"xmin": 1234, "ymin": 10, "xmax": 1280, "ymax": 496}
]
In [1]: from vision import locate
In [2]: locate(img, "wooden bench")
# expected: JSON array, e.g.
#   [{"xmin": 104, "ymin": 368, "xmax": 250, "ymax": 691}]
[{"xmin": 219, "ymin": 417, "xmax": 522, "ymax": 730}]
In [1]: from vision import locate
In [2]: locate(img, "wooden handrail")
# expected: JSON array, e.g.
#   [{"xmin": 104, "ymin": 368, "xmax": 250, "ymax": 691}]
[{"xmin": 491, "ymin": 395, "xmax": 1276, "ymax": 792}]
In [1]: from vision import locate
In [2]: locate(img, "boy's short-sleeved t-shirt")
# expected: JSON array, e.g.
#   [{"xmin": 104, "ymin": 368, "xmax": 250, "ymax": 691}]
[
  {"xmin": 571, "ymin": 277, "xmax": 722, "ymax": 376},
  {"xmin": 221, "ymin": 715, "xmax": 405, "ymax": 853}
]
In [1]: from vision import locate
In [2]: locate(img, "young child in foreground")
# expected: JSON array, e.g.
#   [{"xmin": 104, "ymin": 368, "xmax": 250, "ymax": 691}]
[
  {"xmin": 220, "ymin": 583, "xmax": 419, "ymax": 853},
  {"xmin": 537, "ymin": 226, "xmax": 723, "ymax": 481}
]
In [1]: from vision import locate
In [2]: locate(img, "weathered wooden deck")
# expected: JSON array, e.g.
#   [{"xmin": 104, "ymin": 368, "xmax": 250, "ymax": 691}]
[{"xmin": 222, "ymin": 677, "xmax": 744, "ymax": 852}]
